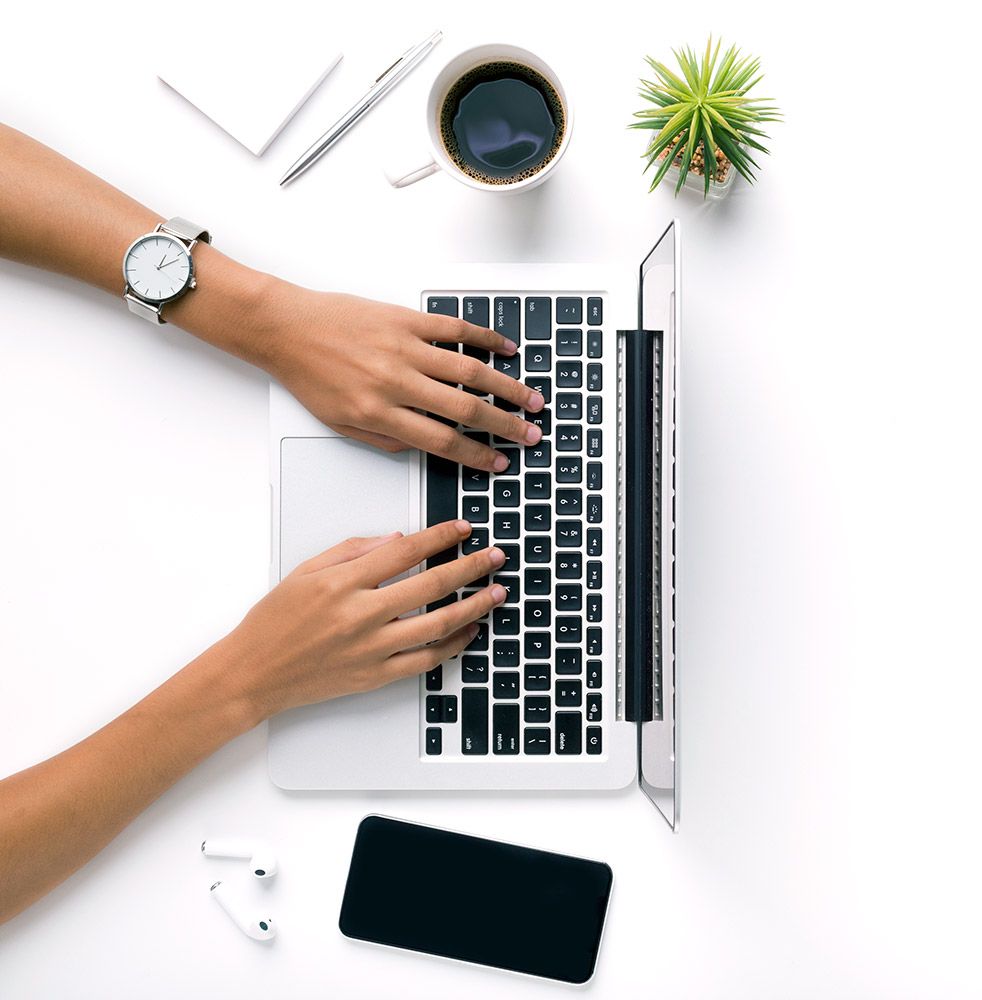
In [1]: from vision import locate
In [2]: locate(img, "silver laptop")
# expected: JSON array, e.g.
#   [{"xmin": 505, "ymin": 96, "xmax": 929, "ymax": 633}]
[{"xmin": 268, "ymin": 220, "xmax": 680, "ymax": 829}]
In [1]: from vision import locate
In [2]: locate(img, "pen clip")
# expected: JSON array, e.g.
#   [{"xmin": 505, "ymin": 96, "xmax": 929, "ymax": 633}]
[{"xmin": 373, "ymin": 30, "xmax": 441, "ymax": 84}]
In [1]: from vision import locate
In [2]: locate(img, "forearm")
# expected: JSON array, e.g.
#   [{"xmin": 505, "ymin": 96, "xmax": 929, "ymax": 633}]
[
  {"xmin": 0, "ymin": 637, "xmax": 259, "ymax": 925},
  {"xmin": 0, "ymin": 123, "xmax": 282, "ymax": 368}
]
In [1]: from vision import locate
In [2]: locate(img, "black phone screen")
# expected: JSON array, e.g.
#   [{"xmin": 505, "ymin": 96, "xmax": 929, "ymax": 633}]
[{"xmin": 339, "ymin": 815, "xmax": 613, "ymax": 984}]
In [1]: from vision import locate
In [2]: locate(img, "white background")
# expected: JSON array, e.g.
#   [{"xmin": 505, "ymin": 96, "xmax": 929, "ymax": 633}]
[{"xmin": 1, "ymin": 2, "xmax": 980, "ymax": 997}]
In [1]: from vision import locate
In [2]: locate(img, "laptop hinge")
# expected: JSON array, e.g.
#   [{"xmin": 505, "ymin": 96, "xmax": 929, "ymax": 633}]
[{"xmin": 619, "ymin": 329, "xmax": 662, "ymax": 725}]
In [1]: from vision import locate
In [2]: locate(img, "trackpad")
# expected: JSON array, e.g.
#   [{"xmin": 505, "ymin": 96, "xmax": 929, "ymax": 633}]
[{"xmin": 279, "ymin": 437, "xmax": 415, "ymax": 578}]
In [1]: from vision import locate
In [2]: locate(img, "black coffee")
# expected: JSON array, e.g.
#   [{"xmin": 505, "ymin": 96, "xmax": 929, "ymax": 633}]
[{"xmin": 439, "ymin": 61, "xmax": 565, "ymax": 185}]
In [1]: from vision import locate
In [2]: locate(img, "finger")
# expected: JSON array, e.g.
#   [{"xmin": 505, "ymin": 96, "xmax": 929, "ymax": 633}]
[
  {"xmin": 415, "ymin": 312, "xmax": 517, "ymax": 356},
  {"xmin": 381, "ymin": 545, "xmax": 506, "ymax": 616},
  {"xmin": 408, "ymin": 376, "xmax": 542, "ymax": 448},
  {"xmin": 330, "ymin": 423, "xmax": 409, "ymax": 453},
  {"xmin": 297, "ymin": 531, "xmax": 403, "ymax": 574},
  {"xmin": 353, "ymin": 519, "xmax": 471, "ymax": 585},
  {"xmin": 382, "ymin": 625, "xmax": 476, "ymax": 682},
  {"xmin": 383, "ymin": 584, "xmax": 506, "ymax": 650},
  {"xmin": 378, "ymin": 408, "xmax": 511, "ymax": 472},
  {"xmin": 417, "ymin": 344, "xmax": 545, "ymax": 412}
]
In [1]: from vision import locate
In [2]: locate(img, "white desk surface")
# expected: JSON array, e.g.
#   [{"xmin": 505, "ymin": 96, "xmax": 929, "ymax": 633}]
[{"xmin": 1, "ymin": 2, "xmax": 979, "ymax": 998}]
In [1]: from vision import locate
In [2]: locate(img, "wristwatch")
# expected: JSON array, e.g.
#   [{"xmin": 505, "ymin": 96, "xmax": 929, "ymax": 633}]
[{"xmin": 122, "ymin": 217, "xmax": 210, "ymax": 324}]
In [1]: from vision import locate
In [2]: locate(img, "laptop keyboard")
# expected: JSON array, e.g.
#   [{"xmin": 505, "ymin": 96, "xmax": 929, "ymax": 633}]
[{"xmin": 421, "ymin": 291, "xmax": 614, "ymax": 761}]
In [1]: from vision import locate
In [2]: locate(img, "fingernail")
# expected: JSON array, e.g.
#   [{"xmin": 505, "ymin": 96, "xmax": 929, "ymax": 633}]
[
  {"xmin": 524, "ymin": 424, "xmax": 542, "ymax": 445},
  {"xmin": 383, "ymin": 531, "xmax": 402, "ymax": 538},
  {"xmin": 527, "ymin": 391, "xmax": 544, "ymax": 411},
  {"xmin": 487, "ymin": 546, "xmax": 505, "ymax": 567},
  {"xmin": 503, "ymin": 339, "xmax": 518, "ymax": 355},
  {"xmin": 490, "ymin": 584, "xmax": 507, "ymax": 602},
  {"xmin": 455, "ymin": 519, "xmax": 471, "ymax": 533},
  {"xmin": 492, "ymin": 453, "xmax": 509, "ymax": 472}
]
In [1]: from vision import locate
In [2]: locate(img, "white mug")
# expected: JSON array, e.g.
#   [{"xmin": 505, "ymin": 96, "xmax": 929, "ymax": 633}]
[{"xmin": 385, "ymin": 44, "xmax": 572, "ymax": 193}]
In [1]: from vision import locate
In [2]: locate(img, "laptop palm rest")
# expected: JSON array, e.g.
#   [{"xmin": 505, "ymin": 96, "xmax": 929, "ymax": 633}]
[{"xmin": 270, "ymin": 435, "xmax": 421, "ymax": 790}]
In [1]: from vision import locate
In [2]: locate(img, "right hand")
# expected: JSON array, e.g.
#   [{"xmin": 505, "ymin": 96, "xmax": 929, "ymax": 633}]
[{"xmin": 224, "ymin": 520, "xmax": 505, "ymax": 721}]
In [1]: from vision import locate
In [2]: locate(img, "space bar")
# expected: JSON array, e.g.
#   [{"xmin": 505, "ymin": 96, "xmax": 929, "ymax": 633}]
[{"xmin": 426, "ymin": 455, "xmax": 458, "ymax": 566}]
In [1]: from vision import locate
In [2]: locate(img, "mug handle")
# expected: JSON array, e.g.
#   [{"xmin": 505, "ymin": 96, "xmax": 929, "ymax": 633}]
[{"xmin": 384, "ymin": 152, "xmax": 441, "ymax": 188}]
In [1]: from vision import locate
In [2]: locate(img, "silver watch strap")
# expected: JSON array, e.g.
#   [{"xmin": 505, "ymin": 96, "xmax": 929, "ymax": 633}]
[{"xmin": 125, "ymin": 216, "xmax": 210, "ymax": 324}]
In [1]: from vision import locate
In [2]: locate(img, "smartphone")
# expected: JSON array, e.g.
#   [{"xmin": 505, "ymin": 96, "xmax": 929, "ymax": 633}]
[{"xmin": 338, "ymin": 815, "xmax": 613, "ymax": 985}]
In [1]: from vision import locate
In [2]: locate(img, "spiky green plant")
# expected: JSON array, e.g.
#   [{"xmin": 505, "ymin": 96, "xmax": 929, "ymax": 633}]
[{"xmin": 632, "ymin": 38, "xmax": 781, "ymax": 196}]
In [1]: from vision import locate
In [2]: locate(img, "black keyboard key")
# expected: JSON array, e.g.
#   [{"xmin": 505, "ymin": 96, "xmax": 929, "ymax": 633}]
[
  {"xmin": 555, "ymin": 712, "xmax": 582, "ymax": 754},
  {"xmin": 524, "ymin": 663, "xmax": 551, "ymax": 691},
  {"xmin": 556, "ymin": 648, "xmax": 582, "ymax": 674},
  {"xmin": 587, "ymin": 363, "xmax": 603, "ymax": 392},
  {"xmin": 524, "ymin": 696, "xmax": 551, "ymax": 723},
  {"xmin": 465, "ymin": 430, "xmax": 490, "ymax": 447},
  {"xmin": 556, "ymin": 361, "xmax": 582, "ymax": 388},
  {"xmin": 493, "ymin": 641, "xmax": 520, "ymax": 669},
  {"xmin": 524, "ymin": 727, "xmax": 551, "ymax": 755},
  {"xmin": 462, "ymin": 655, "xmax": 489, "ymax": 683},
  {"xmin": 556, "ymin": 328, "xmax": 582, "ymax": 356},
  {"xmin": 425, "ymin": 665, "xmax": 442, "ymax": 691},
  {"xmin": 586, "ymin": 726, "xmax": 602, "ymax": 755},
  {"xmin": 494, "ymin": 296, "xmax": 520, "ymax": 345},
  {"xmin": 586, "ymin": 660, "xmax": 602, "ymax": 689},
  {"xmin": 426, "ymin": 592, "xmax": 457, "ymax": 614},
  {"xmin": 556, "ymin": 393, "xmax": 582, "ymax": 420},
  {"xmin": 499, "ymin": 544, "xmax": 519, "ymax": 573},
  {"xmin": 587, "ymin": 429, "xmax": 603, "ymax": 457},
  {"xmin": 463, "ymin": 495, "xmax": 489, "ymax": 523},
  {"xmin": 587, "ymin": 329, "xmax": 603, "ymax": 358},
  {"xmin": 586, "ymin": 496, "xmax": 602, "ymax": 523},
  {"xmin": 586, "ymin": 528, "xmax": 602, "ymax": 556},
  {"xmin": 587, "ymin": 627, "xmax": 603, "ymax": 656},
  {"xmin": 494, "ymin": 395, "xmax": 519, "ymax": 413},
  {"xmin": 524, "ymin": 504, "xmax": 551, "ymax": 532},
  {"xmin": 527, "ymin": 408, "xmax": 551, "ymax": 437},
  {"xmin": 462, "ymin": 688, "xmax": 489, "ymax": 754},
  {"xmin": 493, "ymin": 606, "xmax": 520, "ymax": 636},
  {"xmin": 427, "ymin": 296, "xmax": 458, "ymax": 317},
  {"xmin": 524, "ymin": 632, "xmax": 551, "ymax": 659},
  {"xmin": 525, "ymin": 472, "xmax": 551, "ymax": 499},
  {"xmin": 524, "ymin": 600, "xmax": 551, "ymax": 628},
  {"xmin": 525, "ymin": 344, "xmax": 552, "ymax": 372},
  {"xmin": 462, "ymin": 528, "xmax": 489, "ymax": 555},
  {"xmin": 556, "ymin": 489, "xmax": 582, "ymax": 516},
  {"xmin": 426, "ymin": 455, "xmax": 458, "ymax": 566},
  {"xmin": 556, "ymin": 297, "xmax": 583, "ymax": 324},
  {"xmin": 493, "ymin": 480, "xmax": 520, "ymax": 507},
  {"xmin": 586, "ymin": 462, "xmax": 602, "ymax": 490},
  {"xmin": 556, "ymin": 456, "xmax": 582, "ymax": 483},
  {"xmin": 493, "ymin": 670, "xmax": 520, "ymax": 698},
  {"xmin": 426, "ymin": 694, "xmax": 458, "ymax": 723},
  {"xmin": 426, "ymin": 727, "xmax": 442, "ymax": 755},
  {"xmin": 587, "ymin": 397, "xmax": 602, "ymax": 424},
  {"xmin": 587, "ymin": 297, "xmax": 603, "ymax": 325},
  {"xmin": 586, "ymin": 594, "xmax": 602, "ymax": 623},
  {"xmin": 467, "ymin": 622, "xmax": 489, "ymax": 651},
  {"xmin": 525, "ymin": 566, "xmax": 551, "ymax": 595},
  {"xmin": 556, "ymin": 616, "xmax": 582, "ymax": 644},
  {"xmin": 525, "ymin": 441, "xmax": 551, "ymax": 468},
  {"xmin": 463, "ymin": 296, "xmax": 490, "ymax": 328},
  {"xmin": 556, "ymin": 552, "xmax": 582, "ymax": 579},
  {"xmin": 494, "ymin": 353, "xmax": 521, "ymax": 379},
  {"xmin": 495, "ymin": 575, "xmax": 520, "ymax": 604},
  {"xmin": 525, "ymin": 374, "xmax": 552, "ymax": 404},
  {"xmin": 524, "ymin": 297, "xmax": 551, "ymax": 340},
  {"xmin": 556, "ymin": 425, "xmax": 582, "ymax": 452},
  {"xmin": 555, "ymin": 679, "xmax": 582, "ymax": 707},
  {"xmin": 525, "ymin": 536, "xmax": 551, "ymax": 563},
  {"xmin": 499, "ymin": 449, "xmax": 520, "ymax": 475},
  {"xmin": 493, "ymin": 511, "xmax": 519, "ymax": 539},
  {"xmin": 493, "ymin": 704, "xmax": 520, "ymax": 754},
  {"xmin": 556, "ymin": 520, "xmax": 582, "ymax": 548},
  {"xmin": 556, "ymin": 584, "xmax": 583, "ymax": 611},
  {"xmin": 586, "ymin": 693, "xmax": 602, "ymax": 723},
  {"xmin": 587, "ymin": 561, "xmax": 602, "ymax": 589},
  {"xmin": 462, "ymin": 467, "xmax": 490, "ymax": 492}
]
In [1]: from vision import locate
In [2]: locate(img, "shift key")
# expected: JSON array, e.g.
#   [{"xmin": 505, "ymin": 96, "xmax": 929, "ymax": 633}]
[
  {"xmin": 462, "ymin": 688, "xmax": 489, "ymax": 755},
  {"xmin": 492, "ymin": 704, "xmax": 520, "ymax": 754}
]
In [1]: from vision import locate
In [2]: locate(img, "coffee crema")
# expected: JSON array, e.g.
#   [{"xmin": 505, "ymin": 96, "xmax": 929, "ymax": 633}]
[{"xmin": 438, "ymin": 61, "xmax": 566, "ymax": 185}]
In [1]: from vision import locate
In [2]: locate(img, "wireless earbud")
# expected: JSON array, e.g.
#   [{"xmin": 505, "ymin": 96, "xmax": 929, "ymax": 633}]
[
  {"xmin": 201, "ymin": 838, "xmax": 278, "ymax": 879},
  {"xmin": 209, "ymin": 881, "xmax": 276, "ymax": 941}
]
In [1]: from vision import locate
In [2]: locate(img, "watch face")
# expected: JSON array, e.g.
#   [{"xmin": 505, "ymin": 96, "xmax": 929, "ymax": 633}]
[{"xmin": 123, "ymin": 233, "xmax": 193, "ymax": 303}]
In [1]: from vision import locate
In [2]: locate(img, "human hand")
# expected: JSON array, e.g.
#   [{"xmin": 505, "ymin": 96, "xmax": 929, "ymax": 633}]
[
  {"xmin": 261, "ymin": 288, "xmax": 545, "ymax": 472},
  {"xmin": 223, "ymin": 520, "xmax": 505, "ymax": 722}
]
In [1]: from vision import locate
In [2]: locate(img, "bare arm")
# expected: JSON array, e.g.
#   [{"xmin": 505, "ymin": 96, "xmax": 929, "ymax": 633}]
[{"xmin": 0, "ymin": 522, "xmax": 508, "ymax": 924}]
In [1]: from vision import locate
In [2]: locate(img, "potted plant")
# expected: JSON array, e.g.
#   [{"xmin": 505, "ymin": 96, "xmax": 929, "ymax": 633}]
[{"xmin": 632, "ymin": 37, "xmax": 781, "ymax": 199}]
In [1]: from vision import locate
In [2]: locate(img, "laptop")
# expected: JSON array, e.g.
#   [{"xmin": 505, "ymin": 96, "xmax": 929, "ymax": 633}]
[{"xmin": 267, "ymin": 220, "xmax": 680, "ymax": 829}]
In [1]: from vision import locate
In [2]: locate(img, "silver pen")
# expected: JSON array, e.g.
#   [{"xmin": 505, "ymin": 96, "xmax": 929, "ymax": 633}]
[{"xmin": 279, "ymin": 30, "xmax": 443, "ymax": 187}]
